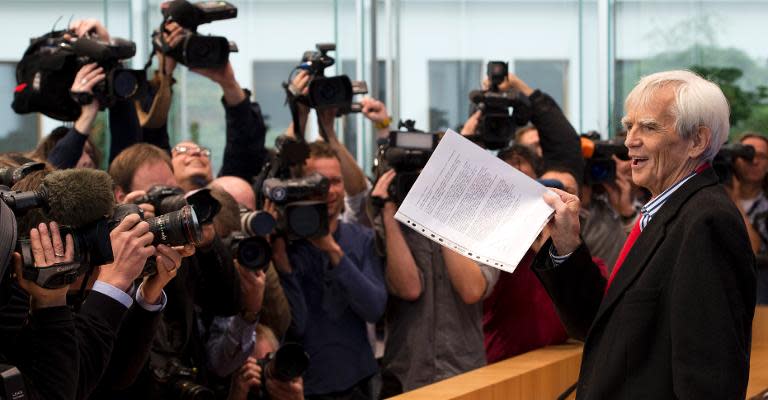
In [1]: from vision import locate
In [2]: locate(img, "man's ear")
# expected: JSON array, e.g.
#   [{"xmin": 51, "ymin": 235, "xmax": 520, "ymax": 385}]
[
  {"xmin": 114, "ymin": 186, "xmax": 126, "ymax": 204},
  {"xmin": 689, "ymin": 125, "xmax": 712, "ymax": 160}
]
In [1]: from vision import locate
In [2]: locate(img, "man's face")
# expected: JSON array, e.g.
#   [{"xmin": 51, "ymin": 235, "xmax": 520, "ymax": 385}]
[
  {"xmin": 541, "ymin": 170, "xmax": 579, "ymax": 196},
  {"xmin": 504, "ymin": 155, "xmax": 536, "ymax": 179},
  {"xmin": 622, "ymin": 86, "xmax": 695, "ymax": 197},
  {"xmin": 172, "ymin": 141, "xmax": 213, "ymax": 185},
  {"xmin": 304, "ymin": 156, "xmax": 345, "ymax": 219},
  {"xmin": 131, "ymin": 160, "xmax": 178, "ymax": 192},
  {"xmin": 734, "ymin": 137, "xmax": 768, "ymax": 185}
]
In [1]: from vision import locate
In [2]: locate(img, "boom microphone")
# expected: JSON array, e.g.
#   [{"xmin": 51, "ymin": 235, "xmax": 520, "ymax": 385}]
[{"xmin": 0, "ymin": 169, "xmax": 115, "ymax": 228}]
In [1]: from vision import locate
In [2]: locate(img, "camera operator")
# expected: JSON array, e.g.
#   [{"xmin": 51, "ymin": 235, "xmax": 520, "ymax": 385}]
[
  {"xmin": 227, "ymin": 324, "xmax": 305, "ymax": 400},
  {"xmin": 731, "ymin": 132, "xmax": 768, "ymax": 303},
  {"xmin": 103, "ymin": 143, "xmax": 242, "ymax": 399},
  {"xmin": 370, "ymin": 169, "xmax": 499, "ymax": 396},
  {"xmin": 272, "ymin": 141, "xmax": 386, "ymax": 399},
  {"xmin": 211, "ymin": 176, "xmax": 292, "ymax": 338}
]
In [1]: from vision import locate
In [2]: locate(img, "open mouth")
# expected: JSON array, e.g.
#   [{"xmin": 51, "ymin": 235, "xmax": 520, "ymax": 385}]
[{"xmin": 631, "ymin": 157, "xmax": 648, "ymax": 167}]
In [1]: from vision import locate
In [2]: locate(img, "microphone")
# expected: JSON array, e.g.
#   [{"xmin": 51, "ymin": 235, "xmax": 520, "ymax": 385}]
[{"xmin": 0, "ymin": 169, "xmax": 115, "ymax": 228}]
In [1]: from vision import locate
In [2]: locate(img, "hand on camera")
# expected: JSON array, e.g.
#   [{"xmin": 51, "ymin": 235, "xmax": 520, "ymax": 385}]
[
  {"xmin": 237, "ymin": 262, "xmax": 266, "ymax": 315},
  {"xmin": 14, "ymin": 222, "xmax": 74, "ymax": 309},
  {"xmin": 271, "ymin": 237, "xmax": 292, "ymax": 274},
  {"xmin": 360, "ymin": 97, "xmax": 389, "ymax": 124},
  {"xmin": 122, "ymin": 190, "xmax": 156, "ymax": 219},
  {"xmin": 482, "ymin": 73, "xmax": 534, "ymax": 97},
  {"xmin": 98, "ymin": 214, "xmax": 155, "ymax": 292},
  {"xmin": 461, "ymin": 111, "xmax": 481, "ymax": 136},
  {"xmin": 542, "ymin": 188, "xmax": 582, "ymax": 256},
  {"xmin": 157, "ymin": 21, "xmax": 184, "ymax": 76},
  {"xmin": 70, "ymin": 19, "xmax": 110, "ymax": 41},
  {"xmin": 229, "ymin": 357, "xmax": 262, "ymax": 399},
  {"xmin": 265, "ymin": 376, "xmax": 304, "ymax": 400},
  {"xmin": 140, "ymin": 244, "xmax": 194, "ymax": 305},
  {"xmin": 71, "ymin": 63, "xmax": 105, "ymax": 134},
  {"xmin": 372, "ymin": 169, "xmax": 397, "ymax": 215}
]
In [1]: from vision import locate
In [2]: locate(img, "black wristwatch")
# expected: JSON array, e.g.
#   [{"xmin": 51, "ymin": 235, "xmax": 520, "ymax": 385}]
[
  {"xmin": 70, "ymin": 91, "xmax": 94, "ymax": 106},
  {"xmin": 371, "ymin": 195, "xmax": 394, "ymax": 210}
]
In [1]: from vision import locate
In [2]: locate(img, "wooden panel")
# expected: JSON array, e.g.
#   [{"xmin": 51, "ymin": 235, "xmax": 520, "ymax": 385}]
[
  {"xmin": 389, "ymin": 343, "xmax": 582, "ymax": 400},
  {"xmin": 392, "ymin": 307, "xmax": 768, "ymax": 400}
]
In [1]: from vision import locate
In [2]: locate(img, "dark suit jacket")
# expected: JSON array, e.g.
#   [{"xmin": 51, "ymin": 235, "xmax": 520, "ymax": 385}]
[{"xmin": 533, "ymin": 168, "xmax": 756, "ymax": 399}]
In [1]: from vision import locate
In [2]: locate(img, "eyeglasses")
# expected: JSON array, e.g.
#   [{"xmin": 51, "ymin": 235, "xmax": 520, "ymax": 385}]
[{"xmin": 173, "ymin": 145, "xmax": 211, "ymax": 158}]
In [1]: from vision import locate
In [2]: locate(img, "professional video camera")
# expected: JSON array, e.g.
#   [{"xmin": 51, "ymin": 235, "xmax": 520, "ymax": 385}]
[
  {"xmin": 0, "ymin": 162, "xmax": 45, "ymax": 187},
  {"xmin": 256, "ymin": 136, "xmax": 331, "ymax": 240},
  {"xmin": 16, "ymin": 202, "xmax": 203, "ymax": 288},
  {"xmin": 132, "ymin": 185, "xmax": 221, "ymax": 224},
  {"xmin": 580, "ymin": 132, "xmax": 629, "ymax": 184},
  {"xmin": 374, "ymin": 120, "xmax": 440, "ymax": 205},
  {"xmin": 155, "ymin": 0, "xmax": 238, "ymax": 68},
  {"xmin": 12, "ymin": 30, "xmax": 147, "ymax": 120},
  {"xmin": 287, "ymin": 43, "xmax": 368, "ymax": 115},
  {"xmin": 223, "ymin": 232, "xmax": 272, "ymax": 272},
  {"xmin": 152, "ymin": 357, "xmax": 215, "ymax": 400},
  {"xmin": 467, "ymin": 61, "xmax": 531, "ymax": 150},
  {"xmin": 257, "ymin": 343, "xmax": 310, "ymax": 398},
  {"xmin": 713, "ymin": 142, "xmax": 756, "ymax": 184}
]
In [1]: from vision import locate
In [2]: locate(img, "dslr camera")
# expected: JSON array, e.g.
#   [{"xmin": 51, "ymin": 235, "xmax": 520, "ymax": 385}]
[
  {"xmin": 291, "ymin": 43, "xmax": 368, "ymax": 114},
  {"xmin": 224, "ymin": 232, "xmax": 272, "ymax": 273},
  {"xmin": 580, "ymin": 132, "xmax": 629, "ymax": 184},
  {"xmin": 256, "ymin": 137, "xmax": 330, "ymax": 240},
  {"xmin": 257, "ymin": 343, "xmax": 310, "ymax": 399},
  {"xmin": 468, "ymin": 61, "xmax": 532, "ymax": 150},
  {"xmin": 152, "ymin": 357, "xmax": 214, "ymax": 400},
  {"xmin": 132, "ymin": 186, "xmax": 221, "ymax": 224},
  {"xmin": 156, "ymin": 0, "xmax": 238, "ymax": 68},
  {"xmin": 713, "ymin": 142, "xmax": 756, "ymax": 184},
  {"xmin": 374, "ymin": 120, "xmax": 440, "ymax": 205}
]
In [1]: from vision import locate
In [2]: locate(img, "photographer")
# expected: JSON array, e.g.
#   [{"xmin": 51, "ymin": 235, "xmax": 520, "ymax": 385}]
[
  {"xmin": 104, "ymin": 143, "xmax": 242, "ymax": 399},
  {"xmin": 371, "ymin": 169, "xmax": 499, "ymax": 396},
  {"xmin": 273, "ymin": 141, "xmax": 386, "ymax": 399},
  {"xmin": 731, "ymin": 132, "xmax": 768, "ymax": 303}
]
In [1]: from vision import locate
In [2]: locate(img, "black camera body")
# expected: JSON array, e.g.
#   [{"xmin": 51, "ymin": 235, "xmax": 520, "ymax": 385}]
[
  {"xmin": 375, "ymin": 120, "xmax": 439, "ymax": 205},
  {"xmin": 257, "ymin": 343, "xmax": 310, "ymax": 398},
  {"xmin": 0, "ymin": 162, "xmax": 45, "ymax": 188},
  {"xmin": 152, "ymin": 357, "xmax": 214, "ymax": 400},
  {"xmin": 295, "ymin": 43, "xmax": 368, "ymax": 114},
  {"xmin": 580, "ymin": 133, "xmax": 629, "ymax": 184},
  {"xmin": 133, "ymin": 186, "xmax": 221, "ymax": 225},
  {"xmin": 157, "ymin": 0, "xmax": 238, "ymax": 68},
  {"xmin": 225, "ymin": 232, "xmax": 272, "ymax": 272},
  {"xmin": 0, "ymin": 364, "xmax": 26, "ymax": 400},
  {"xmin": 467, "ymin": 61, "xmax": 531, "ymax": 150},
  {"xmin": 714, "ymin": 142, "xmax": 756, "ymax": 184},
  {"xmin": 256, "ymin": 137, "xmax": 330, "ymax": 240}
]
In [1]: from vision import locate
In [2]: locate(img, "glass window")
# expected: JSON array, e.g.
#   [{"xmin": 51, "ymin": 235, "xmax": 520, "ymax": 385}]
[
  {"xmin": 253, "ymin": 60, "xmax": 297, "ymax": 148},
  {"xmin": 428, "ymin": 60, "xmax": 483, "ymax": 132},
  {"xmin": 514, "ymin": 60, "xmax": 569, "ymax": 112},
  {"xmin": 0, "ymin": 62, "xmax": 39, "ymax": 153}
]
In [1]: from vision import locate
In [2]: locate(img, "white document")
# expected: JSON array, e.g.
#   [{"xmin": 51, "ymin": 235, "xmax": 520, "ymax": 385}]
[{"xmin": 394, "ymin": 130, "xmax": 554, "ymax": 273}]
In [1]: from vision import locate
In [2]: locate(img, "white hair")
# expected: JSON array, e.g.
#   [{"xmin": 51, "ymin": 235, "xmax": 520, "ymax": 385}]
[{"xmin": 624, "ymin": 70, "xmax": 730, "ymax": 161}]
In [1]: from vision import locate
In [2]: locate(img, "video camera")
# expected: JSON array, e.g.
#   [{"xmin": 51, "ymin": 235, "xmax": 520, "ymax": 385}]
[
  {"xmin": 155, "ymin": 0, "xmax": 239, "ymax": 68},
  {"xmin": 467, "ymin": 61, "xmax": 532, "ymax": 150},
  {"xmin": 289, "ymin": 43, "xmax": 368, "ymax": 114},
  {"xmin": 580, "ymin": 132, "xmax": 629, "ymax": 184},
  {"xmin": 12, "ymin": 30, "xmax": 146, "ymax": 120},
  {"xmin": 15, "ymin": 202, "xmax": 203, "ymax": 288},
  {"xmin": 256, "ymin": 137, "xmax": 330, "ymax": 240},
  {"xmin": 374, "ymin": 120, "xmax": 440, "ymax": 205},
  {"xmin": 713, "ymin": 142, "xmax": 756, "ymax": 184},
  {"xmin": 257, "ymin": 343, "xmax": 310, "ymax": 398}
]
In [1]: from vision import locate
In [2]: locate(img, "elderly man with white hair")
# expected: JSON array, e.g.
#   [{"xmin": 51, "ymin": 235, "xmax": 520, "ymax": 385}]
[{"xmin": 535, "ymin": 70, "xmax": 756, "ymax": 399}]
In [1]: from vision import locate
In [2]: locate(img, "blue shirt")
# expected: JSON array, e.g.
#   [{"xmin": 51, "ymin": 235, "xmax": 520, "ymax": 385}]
[{"xmin": 279, "ymin": 222, "xmax": 387, "ymax": 395}]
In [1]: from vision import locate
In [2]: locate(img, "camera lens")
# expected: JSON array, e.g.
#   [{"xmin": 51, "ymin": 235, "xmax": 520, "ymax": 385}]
[
  {"xmin": 267, "ymin": 343, "xmax": 310, "ymax": 382},
  {"xmin": 173, "ymin": 379, "xmax": 215, "ymax": 400},
  {"xmin": 146, "ymin": 205, "xmax": 202, "ymax": 246},
  {"xmin": 285, "ymin": 201, "xmax": 327, "ymax": 238},
  {"xmin": 241, "ymin": 210, "xmax": 276, "ymax": 236},
  {"xmin": 235, "ymin": 236, "xmax": 271, "ymax": 272},
  {"xmin": 112, "ymin": 70, "xmax": 139, "ymax": 99}
]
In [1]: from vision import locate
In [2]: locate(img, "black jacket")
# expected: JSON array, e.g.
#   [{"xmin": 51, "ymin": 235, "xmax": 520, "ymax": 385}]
[
  {"xmin": 533, "ymin": 167, "xmax": 756, "ymax": 399},
  {"xmin": 529, "ymin": 89, "xmax": 584, "ymax": 181}
]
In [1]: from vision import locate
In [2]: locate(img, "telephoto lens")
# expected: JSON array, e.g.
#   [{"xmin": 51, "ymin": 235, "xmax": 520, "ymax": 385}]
[
  {"xmin": 240, "ymin": 208, "xmax": 276, "ymax": 236},
  {"xmin": 146, "ymin": 205, "xmax": 203, "ymax": 247}
]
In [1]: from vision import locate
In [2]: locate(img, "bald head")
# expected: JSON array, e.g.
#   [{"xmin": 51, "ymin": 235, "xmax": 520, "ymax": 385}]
[{"xmin": 211, "ymin": 176, "xmax": 256, "ymax": 210}]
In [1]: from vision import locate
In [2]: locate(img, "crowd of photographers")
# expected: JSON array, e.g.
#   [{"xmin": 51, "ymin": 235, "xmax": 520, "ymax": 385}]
[{"xmin": 1, "ymin": 1, "xmax": 767, "ymax": 400}]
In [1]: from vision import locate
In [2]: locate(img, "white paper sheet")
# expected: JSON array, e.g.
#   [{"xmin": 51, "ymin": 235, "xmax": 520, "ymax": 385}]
[{"xmin": 394, "ymin": 130, "xmax": 554, "ymax": 273}]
